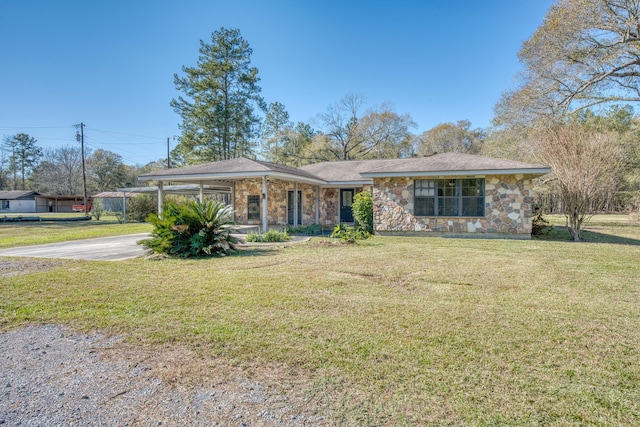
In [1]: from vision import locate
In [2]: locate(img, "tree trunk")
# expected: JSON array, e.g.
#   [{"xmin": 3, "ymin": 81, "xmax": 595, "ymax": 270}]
[{"xmin": 567, "ymin": 208, "xmax": 582, "ymax": 242}]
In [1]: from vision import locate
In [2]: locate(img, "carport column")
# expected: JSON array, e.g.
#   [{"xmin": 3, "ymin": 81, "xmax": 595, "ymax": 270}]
[
  {"xmin": 122, "ymin": 191, "xmax": 127, "ymax": 224},
  {"xmin": 157, "ymin": 181, "xmax": 164, "ymax": 217},
  {"xmin": 262, "ymin": 176, "xmax": 268, "ymax": 232},
  {"xmin": 293, "ymin": 181, "xmax": 299, "ymax": 226},
  {"xmin": 199, "ymin": 181, "xmax": 204, "ymax": 202},
  {"xmin": 315, "ymin": 186, "xmax": 320, "ymax": 224},
  {"xmin": 231, "ymin": 182, "xmax": 236, "ymax": 222}
]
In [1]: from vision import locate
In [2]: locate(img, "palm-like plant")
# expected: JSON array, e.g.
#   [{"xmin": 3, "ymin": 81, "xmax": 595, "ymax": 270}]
[{"xmin": 141, "ymin": 200, "xmax": 238, "ymax": 257}]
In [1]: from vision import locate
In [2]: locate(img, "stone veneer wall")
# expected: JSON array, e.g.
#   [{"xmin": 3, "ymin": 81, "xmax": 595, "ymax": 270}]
[
  {"xmin": 234, "ymin": 178, "xmax": 318, "ymax": 225},
  {"xmin": 319, "ymin": 188, "xmax": 339, "ymax": 225},
  {"xmin": 373, "ymin": 175, "xmax": 534, "ymax": 236}
]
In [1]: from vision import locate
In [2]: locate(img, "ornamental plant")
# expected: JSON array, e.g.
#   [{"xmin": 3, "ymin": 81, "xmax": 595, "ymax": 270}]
[
  {"xmin": 140, "ymin": 200, "xmax": 238, "ymax": 257},
  {"xmin": 352, "ymin": 190, "xmax": 373, "ymax": 234},
  {"xmin": 246, "ymin": 229, "xmax": 291, "ymax": 242}
]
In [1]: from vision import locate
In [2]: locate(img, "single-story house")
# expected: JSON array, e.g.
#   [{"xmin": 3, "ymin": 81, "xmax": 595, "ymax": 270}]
[
  {"xmin": 138, "ymin": 153, "xmax": 551, "ymax": 239},
  {"xmin": 0, "ymin": 191, "xmax": 88, "ymax": 213},
  {"xmin": 0, "ymin": 191, "xmax": 45, "ymax": 213}
]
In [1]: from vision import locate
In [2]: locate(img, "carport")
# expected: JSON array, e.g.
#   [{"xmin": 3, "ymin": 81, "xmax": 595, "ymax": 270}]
[
  {"xmin": 136, "ymin": 158, "xmax": 326, "ymax": 232},
  {"xmin": 115, "ymin": 184, "xmax": 232, "ymax": 223}
]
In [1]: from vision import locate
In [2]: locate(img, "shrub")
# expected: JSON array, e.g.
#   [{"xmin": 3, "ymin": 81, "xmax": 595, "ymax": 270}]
[
  {"xmin": 285, "ymin": 223, "xmax": 323, "ymax": 235},
  {"xmin": 331, "ymin": 223, "xmax": 370, "ymax": 243},
  {"xmin": 91, "ymin": 199, "xmax": 104, "ymax": 221},
  {"xmin": 127, "ymin": 194, "xmax": 156, "ymax": 222},
  {"xmin": 246, "ymin": 229, "xmax": 291, "ymax": 242},
  {"xmin": 140, "ymin": 200, "xmax": 238, "ymax": 257},
  {"xmin": 352, "ymin": 191, "xmax": 373, "ymax": 234},
  {"xmin": 531, "ymin": 204, "xmax": 550, "ymax": 236}
]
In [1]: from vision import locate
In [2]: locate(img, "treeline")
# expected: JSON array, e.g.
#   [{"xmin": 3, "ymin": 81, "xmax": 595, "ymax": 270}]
[
  {"xmin": 3, "ymin": 1, "xmax": 640, "ymax": 231},
  {"xmin": 0, "ymin": 134, "xmax": 165, "ymax": 195}
]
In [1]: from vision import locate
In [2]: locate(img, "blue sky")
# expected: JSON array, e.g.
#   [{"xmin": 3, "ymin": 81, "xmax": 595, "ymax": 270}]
[{"xmin": 0, "ymin": 0, "xmax": 554, "ymax": 166}]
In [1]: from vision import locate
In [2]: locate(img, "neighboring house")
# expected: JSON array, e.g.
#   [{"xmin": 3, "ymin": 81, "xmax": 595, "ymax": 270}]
[
  {"xmin": 138, "ymin": 153, "xmax": 551, "ymax": 238},
  {"xmin": 0, "ymin": 191, "xmax": 87, "ymax": 213},
  {"xmin": 0, "ymin": 191, "xmax": 45, "ymax": 213}
]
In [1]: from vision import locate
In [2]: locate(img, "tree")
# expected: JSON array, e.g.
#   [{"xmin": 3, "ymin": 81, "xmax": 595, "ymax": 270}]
[
  {"xmin": 503, "ymin": 0, "xmax": 640, "ymax": 120},
  {"xmin": 33, "ymin": 146, "xmax": 84, "ymax": 195},
  {"xmin": 2, "ymin": 133, "xmax": 42, "ymax": 190},
  {"xmin": 86, "ymin": 149, "xmax": 127, "ymax": 193},
  {"xmin": 280, "ymin": 122, "xmax": 317, "ymax": 166},
  {"xmin": 171, "ymin": 27, "xmax": 264, "ymax": 164},
  {"xmin": 0, "ymin": 148, "xmax": 8, "ymax": 190},
  {"xmin": 531, "ymin": 123, "xmax": 625, "ymax": 241},
  {"xmin": 418, "ymin": 120, "xmax": 484, "ymax": 156},
  {"xmin": 261, "ymin": 101, "xmax": 292, "ymax": 163},
  {"xmin": 313, "ymin": 93, "xmax": 415, "ymax": 161}
]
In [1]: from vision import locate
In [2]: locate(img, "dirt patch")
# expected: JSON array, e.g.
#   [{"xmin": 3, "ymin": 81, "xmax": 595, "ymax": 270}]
[
  {"xmin": 0, "ymin": 259, "xmax": 64, "ymax": 278},
  {"xmin": 0, "ymin": 324, "xmax": 333, "ymax": 426}
]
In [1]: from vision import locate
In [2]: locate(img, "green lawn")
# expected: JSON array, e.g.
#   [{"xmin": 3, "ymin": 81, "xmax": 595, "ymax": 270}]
[{"xmin": 1, "ymin": 216, "xmax": 639, "ymax": 425}]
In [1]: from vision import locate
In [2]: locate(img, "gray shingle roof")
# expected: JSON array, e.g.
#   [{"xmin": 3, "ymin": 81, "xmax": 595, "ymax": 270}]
[
  {"xmin": 139, "ymin": 157, "xmax": 323, "ymax": 182},
  {"xmin": 298, "ymin": 160, "xmax": 375, "ymax": 182},
  {"xmin": 139, "ymin": 154, "xmax": 550, "ymax": 185},
  {"xmin": 0, "ymin": 190, "xmax": 39, "ymax": 200},
  {"xmin": 358, "ymin": 153, "xmax": 551, "ymax": 176}
]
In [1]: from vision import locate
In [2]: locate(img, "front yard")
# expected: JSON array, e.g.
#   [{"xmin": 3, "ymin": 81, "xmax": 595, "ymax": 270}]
[{"xmin": 1, "ymin": 215, "xmax": 639, "ymax": 425}]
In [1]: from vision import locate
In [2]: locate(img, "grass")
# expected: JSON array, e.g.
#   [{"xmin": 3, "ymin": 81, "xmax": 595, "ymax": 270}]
[
  {"xmin": 1, "ymin": 215, "xmax": 639, "ymax": 424},
  {"xmin": 0, "ymin": 215, "xmax": 151, "ymax": 248}
]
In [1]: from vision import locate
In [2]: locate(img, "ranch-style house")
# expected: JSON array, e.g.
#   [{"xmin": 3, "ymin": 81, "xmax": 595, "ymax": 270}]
[{"xmin": 137, "ymin": 152, "xmax": 551, "ymax": 239}]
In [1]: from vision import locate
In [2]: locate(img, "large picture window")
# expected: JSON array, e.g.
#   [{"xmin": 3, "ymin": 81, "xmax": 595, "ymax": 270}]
[{"xmin": 414, "ymin": 178, "xmax": 484, "ymax": 217}]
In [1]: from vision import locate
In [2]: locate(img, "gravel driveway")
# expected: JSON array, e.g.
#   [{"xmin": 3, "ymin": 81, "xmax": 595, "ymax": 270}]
[{"xmin": 0, "ymin": 325, "xmax": 330, "ymax": 426}]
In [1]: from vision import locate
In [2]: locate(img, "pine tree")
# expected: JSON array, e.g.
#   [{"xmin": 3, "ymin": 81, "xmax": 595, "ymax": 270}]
[{"xmin": 171, "ymin": 27, "xmax": 264, "ymax": 164}]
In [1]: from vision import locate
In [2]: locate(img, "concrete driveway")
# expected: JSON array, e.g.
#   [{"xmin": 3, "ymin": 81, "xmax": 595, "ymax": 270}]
[{"xmin": 0, "ymin": 233, "xmax": 151, "ymax": 261}]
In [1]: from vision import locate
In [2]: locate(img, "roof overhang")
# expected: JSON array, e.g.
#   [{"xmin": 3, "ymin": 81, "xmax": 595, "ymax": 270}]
[
  {"xmin": 118, "ymin": 184, "xmax": 232, "ymax": 194},
  {"xmin": 360, "ymin": 168, "xmax": 552, "ymax": 178},
  {"xmin": 319, "ymin": 180, "xmax": 373, "ymax": 188},
  {"xmin": 138, "ymin": 171, "xmax": 326, "ymax": 186}
]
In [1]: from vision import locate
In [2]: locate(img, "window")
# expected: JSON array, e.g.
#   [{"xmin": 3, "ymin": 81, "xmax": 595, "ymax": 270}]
[
  {"xmin": 414, "ymin": 178, "xmax": 484, "ymax": 217},
  {"xmin": 247, "ymin": 195, "xmax": 260, "ymax": 221},
  {"xmin": 0, "ymin": 200, "xmax": 8, "ymax": 210}
]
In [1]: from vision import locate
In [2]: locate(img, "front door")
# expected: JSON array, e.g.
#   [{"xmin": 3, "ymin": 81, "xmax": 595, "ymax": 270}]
[
  {"xmin": 340, "ymin": 189, "xmax": 354, "ymax": 223},
  {"xmin": 287, "ymin": 190, "xmax": 302, "ymax": 225}
]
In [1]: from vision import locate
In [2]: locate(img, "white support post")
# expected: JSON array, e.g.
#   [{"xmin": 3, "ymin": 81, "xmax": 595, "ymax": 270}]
[
  {"xmin": 231, "ymin": 182, "xmax": 236, "ymax": 222},
  {"xmin": 293, "ymin": 181, "xmax": 299, "ymax": 226},
  {"xmin": 157, "ymin": 181, "xmax": 164, "ymax": 217},
  {"xmin": 199, "ymin": 181, "xmax": 204, "ymax": 202},
  {"xmin": 262, "ymin": 176, "xmax": 268, "ymax": 232},
  {"xmin": 122, "ymin": 191, "xmax": 127, "ymax": 224}
]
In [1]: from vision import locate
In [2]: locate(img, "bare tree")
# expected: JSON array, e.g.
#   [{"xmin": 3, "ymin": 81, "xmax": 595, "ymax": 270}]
[
  {"xmin": 531, "ymin": 124, "xmax": 625, "ymax": 241},
  {"xmin": 502, "ymin": 0, "xmax": 640, "ymax": 121},
  {"xmin": 314, "ymin": 93, "xmax": 415, "ymax": 161},
  {"xmin": 33, "ymin": 146, "xmax": 84, "ymax": 195}
]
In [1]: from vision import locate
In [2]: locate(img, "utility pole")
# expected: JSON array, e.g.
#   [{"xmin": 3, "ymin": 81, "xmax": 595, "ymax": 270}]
[
  {"xmin": 75, "ymin": 123, "xmax": 88, "ymax": 215},
  {"xmin": 167, "ymin": 137, "xmax": 171, "ymax": 168}
]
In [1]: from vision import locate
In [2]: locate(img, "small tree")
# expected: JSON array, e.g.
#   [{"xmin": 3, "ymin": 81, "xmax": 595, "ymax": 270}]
[
  {"xmin": 352, "ymin": 190, "xmax": 373, "ymax": 234},
  {"xmin": 91, "ymin": 198, "xmax": 105, "ymax": 220},
  {"xmin": 531, "ymin": 124, "xmax": 625, "ymax": 241},
  {"xmin": 127, "ymin": 194, "xmax": 156, "ymax": 222}
]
